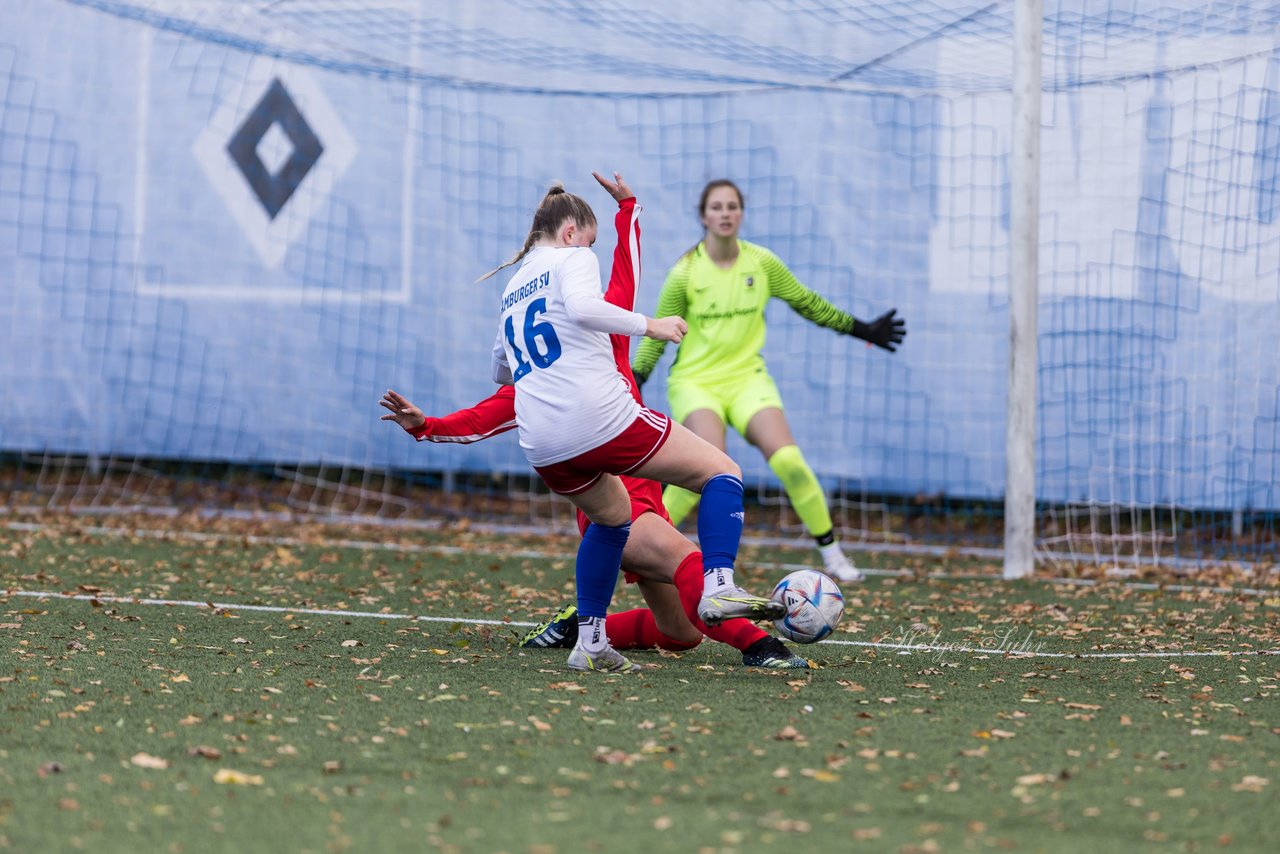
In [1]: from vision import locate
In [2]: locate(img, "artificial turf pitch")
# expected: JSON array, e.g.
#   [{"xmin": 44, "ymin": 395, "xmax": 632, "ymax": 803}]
[{"xmin": 2, "ymin": 518, "xmax": 1277, "ymax": 852}]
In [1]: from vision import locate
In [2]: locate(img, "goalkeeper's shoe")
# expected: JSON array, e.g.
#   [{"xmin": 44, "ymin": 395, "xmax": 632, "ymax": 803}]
[
  {"xmin": 823, "ymin": 549, "xmax": 865, "ymax": 584},
  {"xmin": 741, "ymin": 636, "xmax": 811, "ymax": 670},
  {"xmin": 566, "ymin": 643, "xmax": 646, "ymax": 673},
  {"xmin": 520, "ymin": 604, "xmax": 578, "ymax": 649},
  {"xmin": 697, "ymin": 586, "xmax": 786, "ymax": 626}
]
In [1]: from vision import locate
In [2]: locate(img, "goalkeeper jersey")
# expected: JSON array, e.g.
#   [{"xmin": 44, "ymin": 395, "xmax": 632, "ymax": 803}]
[{"xmin": 632, "ymin": 240, "xmax": 856, "ymax": 386}]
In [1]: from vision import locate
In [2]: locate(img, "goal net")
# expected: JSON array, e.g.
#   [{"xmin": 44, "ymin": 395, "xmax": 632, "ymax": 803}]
[{"xmin": 3, "ymin": 0, "xmax": 1278, "ymax": 569}]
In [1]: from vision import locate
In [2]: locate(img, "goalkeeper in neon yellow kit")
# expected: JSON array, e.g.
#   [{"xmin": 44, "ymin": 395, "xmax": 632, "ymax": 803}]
[{"xmin": 631, "ymin": 180, "xmax": 905, "ymax": 582}]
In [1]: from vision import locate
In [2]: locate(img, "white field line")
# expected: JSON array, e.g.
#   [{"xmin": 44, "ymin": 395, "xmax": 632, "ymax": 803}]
[
  {"xmin": 5, "ymin": 520, "xmax": 1278, "ymax": 598},
  {"xmin": 5, "ymin": 590, "xmax": 1278, "ymax": 660}
]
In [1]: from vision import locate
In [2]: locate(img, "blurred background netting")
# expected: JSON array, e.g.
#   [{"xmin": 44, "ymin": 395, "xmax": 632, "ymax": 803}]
[{"xmin": 3, "ymin": 0, "xmax": 1279, "ymax": 570}]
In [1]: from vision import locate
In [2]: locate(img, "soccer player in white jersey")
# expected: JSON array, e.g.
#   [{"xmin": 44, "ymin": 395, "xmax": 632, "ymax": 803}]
[
  {"xmin": 382, "ymin": 174, "xmax": 808, "ymax": 669},
  {"xmin": 483, "ymin": 172, "xmax": 782, "ymax": 672}
]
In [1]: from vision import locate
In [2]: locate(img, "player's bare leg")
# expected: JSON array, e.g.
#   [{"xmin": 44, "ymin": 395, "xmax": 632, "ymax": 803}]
[{"xmin": 660, "ymin": 407, "xmax": 727, "ymax": 527}]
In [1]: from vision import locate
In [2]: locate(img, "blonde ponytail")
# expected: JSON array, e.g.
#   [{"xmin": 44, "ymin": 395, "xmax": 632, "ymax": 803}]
[{"xmin": 478, "ymin": 184, "xmax": 597, "ymax": 282}]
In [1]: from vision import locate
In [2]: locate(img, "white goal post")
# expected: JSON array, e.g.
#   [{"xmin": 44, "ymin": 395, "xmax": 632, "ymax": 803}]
[{"xmin": 1005, "ymin": 0, "xmax": 1043, "ymax": 580}]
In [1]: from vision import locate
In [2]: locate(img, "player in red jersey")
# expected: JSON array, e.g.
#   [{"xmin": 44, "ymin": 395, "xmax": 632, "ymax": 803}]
[{"xmin": 381, "ymin": 176, "xmax": 807, "ymax": 670}]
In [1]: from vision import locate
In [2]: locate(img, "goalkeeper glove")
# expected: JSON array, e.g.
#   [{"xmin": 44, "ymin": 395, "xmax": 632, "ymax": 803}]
[
  {"xmin": 850, "ymin": 308, "xmax": 905, "ymax": 352},
  {"xmin": 631, "ymin": 368, "xmax": 649, "ymax": 389}
]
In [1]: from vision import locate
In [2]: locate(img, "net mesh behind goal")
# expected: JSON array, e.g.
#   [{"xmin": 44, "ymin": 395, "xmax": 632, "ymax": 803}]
[{"xmin": 2, "ymin": 0, "xmax": 1278, "ymax": 569}]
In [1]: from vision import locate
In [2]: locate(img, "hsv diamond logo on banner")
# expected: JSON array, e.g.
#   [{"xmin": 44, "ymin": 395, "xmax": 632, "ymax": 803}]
[
  {"xmin": 136, "ymin": 42, "xmax": 410, "ymax": 302},
  {"xmin": 192, "ymin": 59, "xmax": 356, "ymax": 271}
]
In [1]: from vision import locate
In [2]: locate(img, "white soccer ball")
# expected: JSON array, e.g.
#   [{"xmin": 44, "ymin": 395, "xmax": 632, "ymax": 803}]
[{"xmin": 770, "ymin": 569, "xmax": 844, "ymax": 644}]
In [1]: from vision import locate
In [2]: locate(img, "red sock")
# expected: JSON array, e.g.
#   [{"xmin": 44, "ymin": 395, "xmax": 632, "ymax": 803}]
[
  {"xmin": 673, "ymin": 553, "xmax": 768, "ymax": 652},
  {"xmin": 605, "ymin": 608, "xmax": 661, "ymax": 650},
  {"xmin": 606, "ymin": 608, "xmax": 699, "ymax": 651}
]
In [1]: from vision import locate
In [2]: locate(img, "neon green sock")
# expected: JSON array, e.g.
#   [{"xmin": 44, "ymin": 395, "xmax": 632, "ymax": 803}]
[
  {"xmin": 767, "ymin": 444, "xmax": 833, "ymax": 538},
  {"xmin": 662, "ymin": 484, "xmax": 702, "ymax": 528}
]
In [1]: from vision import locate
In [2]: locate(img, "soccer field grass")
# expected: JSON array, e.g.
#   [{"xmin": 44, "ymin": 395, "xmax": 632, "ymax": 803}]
[{"xmin": 2, "ymin": 516, "xmax": 1277, "ymax": 853}]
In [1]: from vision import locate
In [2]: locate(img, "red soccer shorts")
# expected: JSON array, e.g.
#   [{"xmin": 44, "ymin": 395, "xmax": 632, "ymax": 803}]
[{"xmin": 534, "ymin": 407, "xmax": 671, "ymax": 496}]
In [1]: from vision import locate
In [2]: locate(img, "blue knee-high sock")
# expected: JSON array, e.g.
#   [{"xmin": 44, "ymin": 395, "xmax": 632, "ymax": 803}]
[
  {"xmin": 697, "ymin": 474, "xmax": 744, "ymax": 573},
  {"xmin": 575, "ymin": 522, "xmax": 631, "ymax": 619}
]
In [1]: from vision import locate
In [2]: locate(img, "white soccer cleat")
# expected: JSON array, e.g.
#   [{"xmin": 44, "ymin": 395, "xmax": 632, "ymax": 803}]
[
  {"xmin": 823, "ymin": 549, "xmax": 864, "ymax": 583},
  {"xmin": 697, "ymin": 586, "xmax": 786, "ymax": 626},
  {"xmin": 566, "ymin": 643, "xmax": 646, "ymax": 673}
]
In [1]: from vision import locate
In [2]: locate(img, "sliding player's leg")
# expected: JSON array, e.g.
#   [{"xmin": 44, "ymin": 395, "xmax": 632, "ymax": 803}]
[
  {"xmin": 522, "ymin": 518, "xmax": 808, "ymax": 668},
  {"xmin": 523, "ymin": 559, "xmax": 809, "ymax": 669},
  {"xmin": 524, "ymin": 555, "xmax": 809, "ymax": 668},
  {"xmin": 618, "ymin": 579, "xmax": 700, "ymax": 650},
  {"xmin": 520, "ymin": 594, "xmax": 699, "ymax": 652},
  {"xmin": 617, "ymin": 550, "xmax": 809, "ymax": 669},
  {"xmin": 521, "ymin": 511, "xmax": 704, "ymax": 652},
  {"xmin": 519, "ymin": 586, "xmax": 700, "ymax": 652},
  {"xmin": 612, "ymin": 511, "xmax": 702, "ymax": 648},
  {"xmin": 621, "ymin": 531, "xmax": 762, "ymax": 652},
  {"xmin": 521, "ymin": 483, "xmax": 698, "ymax": 653},
  {"xmin": 666, "ymin": 551, "xmax": 809, "ymax": 669}
]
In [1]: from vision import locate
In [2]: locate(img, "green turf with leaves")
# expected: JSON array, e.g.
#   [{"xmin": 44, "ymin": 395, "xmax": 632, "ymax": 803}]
[{"xmin": 2, "ymin": 520, "xmax": 1278, "ymax": 853}]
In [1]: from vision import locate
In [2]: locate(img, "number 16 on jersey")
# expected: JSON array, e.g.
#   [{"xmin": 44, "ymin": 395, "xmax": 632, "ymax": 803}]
[{"xmin": 505, "ymin": 298, "xmax": 562, "ymax": 382}]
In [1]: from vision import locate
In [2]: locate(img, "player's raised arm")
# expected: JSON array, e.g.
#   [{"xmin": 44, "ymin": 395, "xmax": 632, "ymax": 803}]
[
  {"xmin": 592, "ymin": 170, "xmax": 634, "ymax": 203},
  {"xmin": 596, "ymin": 171, "xmax": 642, "ymax": 313}
]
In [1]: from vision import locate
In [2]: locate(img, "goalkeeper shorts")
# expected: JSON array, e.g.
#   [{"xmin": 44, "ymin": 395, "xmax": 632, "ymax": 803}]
[{"xmin": 667, "ymin": 368, "xmax": 784, "ymax": 434}]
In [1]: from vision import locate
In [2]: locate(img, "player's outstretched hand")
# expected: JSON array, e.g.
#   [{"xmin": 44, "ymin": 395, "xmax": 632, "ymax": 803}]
[
  {"xmin": 592, "ymin": 170, "xmax": 635, "ymax": 203},
  {"xmin": 851, "ymin": 308, "xmax": 906, "ymax": 352},
  {"xmin": 645, "ymin": 315, "xmax": 688, "ymax": 343},
  {"xmin": 379, "ymin": 389, "xmax": 427, "ymax": 431}
]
